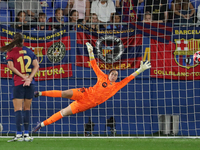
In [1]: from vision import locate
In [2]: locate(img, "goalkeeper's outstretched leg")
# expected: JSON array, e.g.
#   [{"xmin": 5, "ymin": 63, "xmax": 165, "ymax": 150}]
[{"xmin": 33, "ymin": 105, "xmax": 73, "ymax": 132}]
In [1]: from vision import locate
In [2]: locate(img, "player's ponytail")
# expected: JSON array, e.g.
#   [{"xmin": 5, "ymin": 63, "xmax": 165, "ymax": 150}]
[{"xmin": 0, "ymin": 32, "xmax": 23, "ymax": 52}]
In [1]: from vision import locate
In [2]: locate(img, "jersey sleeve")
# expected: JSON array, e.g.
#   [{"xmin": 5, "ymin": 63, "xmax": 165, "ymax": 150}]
[
  {"xmin": 90, "ymin": 59, "xmax": 105, "ymax": 78},
  {"xmin": 25, "ymin": 47, "xmax": 37, "ymax": 60},
  {"xmin": 115, "ymin": 75, "xmax": 135, "ymax": 90},
  {"xmin": 6, "ymin": 51, "xmax": 13, "ymax": 61},
  {"xmin": 90, "ymin": 1, "xmax": 96, "ymax": 14},
  {"xmin": 110, "ymin": 1, "xmax": 116, "ymax": 13},
  {"xmin": 31, "ymin": 51, "xmax": 37, "ymax": 60}
]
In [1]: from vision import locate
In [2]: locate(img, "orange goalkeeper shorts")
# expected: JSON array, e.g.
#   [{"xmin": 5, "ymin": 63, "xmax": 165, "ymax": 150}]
[{"xmin": 70, "ymin": 88, "xmax": 95, "ymax": 114}]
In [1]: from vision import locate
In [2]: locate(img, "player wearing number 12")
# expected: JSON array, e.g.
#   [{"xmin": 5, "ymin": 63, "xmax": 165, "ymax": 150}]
[
  {"xmin": 0, "ymin": 33, "xmax": 39, "ymax": 142},
  {"xmin": 32, "ymin": 42, "xmax": 151, "ymax": 132}
]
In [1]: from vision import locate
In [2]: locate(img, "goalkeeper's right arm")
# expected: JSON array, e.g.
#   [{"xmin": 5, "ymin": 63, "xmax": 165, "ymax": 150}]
[
  {"xmin": 86, "ymin": 42, "xmax": 105, "ymax": 76},
  {"xmin": 86, "ymin": 42, "xmax": 95, "ymax": 60},
  {"xmin": 132, "ymin": 61, "xmax": 151, "ymax": 77}
]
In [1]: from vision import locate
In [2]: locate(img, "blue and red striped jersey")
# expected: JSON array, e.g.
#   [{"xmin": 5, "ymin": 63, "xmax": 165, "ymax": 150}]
[{"xmin": 6, "ymin": 46, "xmax": 37, "ymax": 86}]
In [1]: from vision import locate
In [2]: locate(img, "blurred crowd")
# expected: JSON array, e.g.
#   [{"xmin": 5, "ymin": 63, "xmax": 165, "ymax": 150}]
[{"xmin": 0, "ymin": 0, "xmax": 200, "ymax": 31}]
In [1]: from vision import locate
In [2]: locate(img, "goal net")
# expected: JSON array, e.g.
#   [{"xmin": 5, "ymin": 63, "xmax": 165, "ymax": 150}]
[{"xmin": 0, "ymin": 0, "xmax": 200, "ymax": 137}]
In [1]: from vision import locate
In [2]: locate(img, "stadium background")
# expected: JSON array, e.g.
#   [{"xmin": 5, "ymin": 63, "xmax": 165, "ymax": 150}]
[{"xmin": 0, "ymin": 0, "xmax": 200, "ymax": 137}]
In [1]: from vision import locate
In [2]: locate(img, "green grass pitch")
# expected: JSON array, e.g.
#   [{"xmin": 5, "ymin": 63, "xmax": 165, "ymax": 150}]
[{"xmin": 0, "ymin": 138, "xmax": 200, "ymax": 150}]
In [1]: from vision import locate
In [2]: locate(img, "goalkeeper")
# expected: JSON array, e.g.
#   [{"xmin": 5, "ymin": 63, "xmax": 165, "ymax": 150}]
[{"xmin": 33, "ymin": 42, "xmax": 151, "ymax": 132}]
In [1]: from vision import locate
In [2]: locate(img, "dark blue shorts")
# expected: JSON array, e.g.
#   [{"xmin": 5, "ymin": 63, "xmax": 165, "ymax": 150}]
[{"xmin": 12, "ymin": 84, "xmax": 35, "ymax": 99}]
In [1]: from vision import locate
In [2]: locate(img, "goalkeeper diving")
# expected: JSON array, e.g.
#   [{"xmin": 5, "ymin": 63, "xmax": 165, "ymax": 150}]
[{"xmin": 33, "ymin": 42, "xmax": 151, "ymax": 132}]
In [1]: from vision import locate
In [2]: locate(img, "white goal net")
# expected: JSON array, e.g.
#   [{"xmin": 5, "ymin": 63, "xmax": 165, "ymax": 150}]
[{"xmin": 0, "ymin": 0, "xmax": 200, "ymax": 137}]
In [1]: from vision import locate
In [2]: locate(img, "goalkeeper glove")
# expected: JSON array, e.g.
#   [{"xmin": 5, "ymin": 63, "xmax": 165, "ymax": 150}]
[
  {"xmin": 86, "ymin": 42, "xmax": 94, "ymax": 59},
  {"xmin": 136, "ymin": 61, "xmax": 151, "ymax": 75}
]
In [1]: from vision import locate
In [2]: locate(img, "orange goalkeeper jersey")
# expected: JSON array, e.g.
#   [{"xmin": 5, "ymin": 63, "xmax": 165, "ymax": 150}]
[{"xmin": 83, "ymin": 59, "xmax": 135, "ymax": 106}]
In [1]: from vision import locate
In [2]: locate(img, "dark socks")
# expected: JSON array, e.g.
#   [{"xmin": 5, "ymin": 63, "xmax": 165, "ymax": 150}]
[{"xmin": 24, "ymin": 110, "xmax": 30, "ymax": 134}]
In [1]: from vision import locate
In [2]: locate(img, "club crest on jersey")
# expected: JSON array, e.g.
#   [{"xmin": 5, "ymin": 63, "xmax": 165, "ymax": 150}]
[
  {"xmin": 102, "ymin": 82, "xmax": 107, "ymax": 88},
  {"xmin": 78, "ymin": 88, "xmax": 85, "ymax": 93},
  {"xmin": 173, "ymin": 39, "xmax": 199, "ymax": 69},
  {"xmin": 47, "ymin": 42, "xmax": 66, "ymax": 63},
  {"xmin": 96, "ymin": 36, "xmax": 124, "ymax": 63}
]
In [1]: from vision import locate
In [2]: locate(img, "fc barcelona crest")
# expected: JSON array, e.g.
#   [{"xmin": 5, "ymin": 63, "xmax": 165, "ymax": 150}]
[
  {"xmin": 33, "ymin": 47, "xmax": 44, "ymax": 64},
  {"xmin": 174, "ymin": 39, "xmax": 199, "ymax": 69},
  {"xmin": 96, "ymin": 36, "xmax": 124, "ymax": 63}
]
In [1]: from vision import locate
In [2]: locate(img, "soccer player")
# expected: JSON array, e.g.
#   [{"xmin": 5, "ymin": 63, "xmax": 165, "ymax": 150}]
[
  {"xmin": 0, "ymin": 33, "xmax": 39, "ymax": 142},
  {"xmin": 32, "ymin": 42, "xmax": 151, "ymax": 132}
]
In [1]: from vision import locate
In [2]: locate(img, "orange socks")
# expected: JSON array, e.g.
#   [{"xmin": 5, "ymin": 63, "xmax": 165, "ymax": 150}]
[
  {"xmin": 41, "ymin": 90, "xmax": 62, "ymax": 97},
  {"xmin": 40, "ymin": 91, "xmax": 63, "ymax": 126},
  {"xmin": 43, "ymin": 111, "xmax": 63, "ymax": 126}
]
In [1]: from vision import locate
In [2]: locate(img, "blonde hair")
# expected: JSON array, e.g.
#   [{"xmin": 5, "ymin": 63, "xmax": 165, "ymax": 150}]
[{"xmin": 88, "ymin": 13, "xmax": 99, "ymax": 30}]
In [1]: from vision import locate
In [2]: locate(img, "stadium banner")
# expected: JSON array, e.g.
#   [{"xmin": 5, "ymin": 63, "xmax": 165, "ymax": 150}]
[
  {"xmin": 0, "ymin": 25, "xmax": 72, "ymax": 81},
  {"xmin": 151, "ymin": 26, "xmax": 200, "ymax": 80},
  {"xmin": 131, "ymin": 22, "xmax": 173, "ymax": 43},
  {"xmin": 76, "ymin": 24, "xmax": 143, "ymax": 70}
]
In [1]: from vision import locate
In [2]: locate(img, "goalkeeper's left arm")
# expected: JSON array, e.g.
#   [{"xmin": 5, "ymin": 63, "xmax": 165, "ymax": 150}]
[
  {"xmin": 115, "ymin": 61, "xmax": 151, "ymax": 91},
  {"xmin": 132, "ymin": 61, "xmax": 151, "ymax": 77}
]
